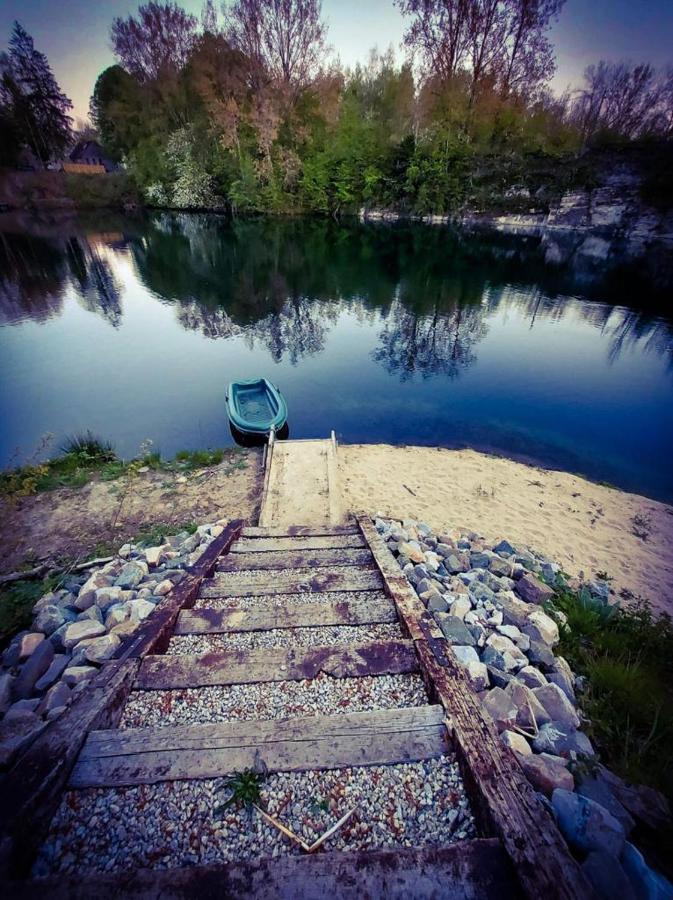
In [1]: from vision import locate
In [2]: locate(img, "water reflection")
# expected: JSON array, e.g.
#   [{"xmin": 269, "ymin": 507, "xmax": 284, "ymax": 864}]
[
  {"xmin": 1, "ymin": 211, "xmax": 672, "ymax": 499},
  {"xmin": 1, "ymin": 212, "xmax": 670, "ymax": 378}
]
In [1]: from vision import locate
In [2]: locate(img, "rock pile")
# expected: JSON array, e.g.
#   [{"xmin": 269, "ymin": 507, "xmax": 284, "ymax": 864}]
[
  {"xmin": 0, "ymin": 522, "xmax": 227, "ymax": 769},
  {"xmin": 376, "ymin": 516, "xmax": 673, "ymax": 899}
]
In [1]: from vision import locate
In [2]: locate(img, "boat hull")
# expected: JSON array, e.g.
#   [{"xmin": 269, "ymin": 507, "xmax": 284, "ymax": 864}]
[{"xmin": 226, "ymin": 378, "xmax": 288, "ymax": 436}]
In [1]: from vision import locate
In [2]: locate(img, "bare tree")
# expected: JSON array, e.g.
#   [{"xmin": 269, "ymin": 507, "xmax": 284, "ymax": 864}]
[
  {"xmin": 224, "ymin": 0, "xmax": 327, "ymax": 96},
  {"xmin": 571, "ymin": 60, "xmax": 671, "ymax": 141},
  {"xmin": 111, "ymin": 2, "xmax": 198, "ymax": 82},
  {"xmin": 396, "ymin": 0, "xmax": 564, "ymax": 100}
]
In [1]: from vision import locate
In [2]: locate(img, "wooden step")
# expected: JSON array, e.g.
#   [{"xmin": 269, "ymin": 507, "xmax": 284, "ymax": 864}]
[
  {"xmin": 231, "ymin": 533, "xmax": 367, "ymax": 553},
  {"xmin": 200, "ymin": 568, "xmax": 383, "ymax": 599},
  {"xmin": 217, "ymin": 547, "xmax": 374, "ymax": 572},
  {"xmin": 135, "ymin": 639, "xmax": 418, "ymax": 689},
  {"xmin": 241, "ymin": 525, "xmax": 358, "ymax": 538},
  {"xmin": 11, "ymin": 840, "xmax": 519, "ymax": 899},
  {"xmin": 70, "ymin": 706, "xmax": 446, "ymax": 787},
  {"xmin": 175, "ymin": 596, "xmax": 397, "ymax": 635}
]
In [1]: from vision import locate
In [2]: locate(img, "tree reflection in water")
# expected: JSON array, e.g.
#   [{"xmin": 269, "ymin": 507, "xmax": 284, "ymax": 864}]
[{"xmin": 0, "ymin": 212, "xmax": 671, "ymax": 378}]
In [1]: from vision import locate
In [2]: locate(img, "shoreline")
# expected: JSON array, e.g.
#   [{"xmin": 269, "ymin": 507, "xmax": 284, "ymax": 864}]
[{"xmin": 339, "ymin": 444, "xmax": 673, "ymax": 617}]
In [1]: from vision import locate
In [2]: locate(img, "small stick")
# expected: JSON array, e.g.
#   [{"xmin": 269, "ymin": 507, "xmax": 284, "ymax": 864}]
[
  {"xmin": 72, "ymin": 555, "xmax": 115, "ymax": 572},
  {"xmin": 402, "ymin": 483, "xmax": 417, "ymax": 496},
  {"xmin": 253, "ymin": 804, "xmax": 311, "ymax": 851},
  {"xmin": 307, "ymin": 806, "xmax": 357, "ymax": 853}
]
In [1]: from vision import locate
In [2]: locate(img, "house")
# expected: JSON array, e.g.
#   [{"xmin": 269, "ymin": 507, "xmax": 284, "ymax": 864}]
[{"xmin": 64, "ymin": 140, "xmax": 118, "ymax": 174}]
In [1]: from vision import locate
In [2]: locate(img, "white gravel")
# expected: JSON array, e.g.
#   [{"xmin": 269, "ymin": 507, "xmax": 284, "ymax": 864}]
[
  {"xmin": 193, "ymin": 590, "xmax": 390, "ymax": 610},
  {"xmin": 35, "ymin": 757, "xmax": 475, "ymax": 876},
  {"xmin": 166, "ymin": 623, "xmax": 404, "ymax": 654},
  {"xmin": 120, "ymin": 673, "xmax": 430, "ymax": 728},
  {"xmin": 212, "ymin": 565, "xmax": 376, "ymax": 584}
]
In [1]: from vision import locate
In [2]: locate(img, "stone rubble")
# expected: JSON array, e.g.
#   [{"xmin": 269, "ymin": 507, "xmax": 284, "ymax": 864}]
[
  {"xmin": 34, "ymin": 757, "xmax": 475, "ymax": 875},
  {"xmin": 375, "ymin": 516, "xmax": 673, "ymax": 899},
  {"xmin": 120, "ymin": 672, "xmax": 430, "ymax": 728},
  {"xmin": 0, "ymin": 521, "xmax": 228, "ymax": 769},
  {"xmin": 167, "ymin": 623, "xmax": 404, "ymax": 654}
]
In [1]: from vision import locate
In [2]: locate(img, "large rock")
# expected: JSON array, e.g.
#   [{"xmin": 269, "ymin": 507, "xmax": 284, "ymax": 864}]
[
  {"xmin": 552, "ymin": 789, "xmax": 625, "ymax": 857},
  {"xmin": 435, "ymin": 614, "xmax": 476, "ymax": 646},
  {"xmin": 519, "ymin": 753, "xmax": 574, "ymax": 796},
  {"xmin": 464, "ymin": 661, "xmax": 489, "ymax": 691},
  {"xmin": 115, "ymin": 561, "xmax": 148, "ymax": 589},
  {"xmin": 596, "ymin": 766, "xmax": 671, "ymax": 832},
  {"xmin": 74, "ymin": 571, "xmax": 113, "ymax": 610},
  {"xmin": 482, "ymin": 687, "xmax": 518, "ymax": 733},
  {"xmin": 533, "ymin": 683, "xmax": 580, "ymax": 731},
  {"xmin": 62, "ymin": 666, "xmax": 98, "ymax": 686},
  {"xmin": 489, "ymin": 557, "xmax": 513, "ymax": 578},
  {"xmin": 18, "ymin": 632, "xmax": 45, "ymax": 660},
  {"xmin": 493, "ymin": 539, "xmax": 516, "ymax": 556},
  {"xmin": 533, "ymin": 724, "xmax": 595, "ymax": 757},
  {"xmin": 516, "ymin": 665, "xmax": 548, "ymax": 689},
  {"xmin": 451, "ymin": 645, "xmax": 480, "ymax": 667},
  {"xmin": 11, "ymin": 639, "xmax": 54, "ymax": 701},
  {"xmin": 33, "ymin": 605, "xmax": 68, "ymax": 637},
  {"xmin": 484, "ymin": 634, "xmax": 528, "ymax": 671},
  {"xmin": 501, "ymin": 730, "xmax": 531, "ymax": 755},
  {"xmin": 398, "ymin": 542, "xmax": 425, "ymax": 564},
  {"xmin": 527, "ymin": 639, "xmax": 556, "ymax": 670},
  {"xmin": 63, "ymin": 620, "xmax": 106, "ymax": 650},
  {"xmin": 449, "ymin": 596, "xmax": 471, "ymax": 620},
  {"xmin": 548, "ymin": 657, "xmax": 575, "ymax": 702},
  {"xmin": 497, "ymin": 593, "xmax": 535, "ymax": 629},
  {"xmin": 128, "ymin": 599, "xmax": 156, "ymax": 623},
  {"xmin": 523, "ymin": 609, "xmax": 559, "ymax": 646},
  {"xmin": 144, "ymin": 545, "xmax": 165, "ymax": 567},
  {"xmin": 515, "ymin": 573, "xmax": 555, "ymax": 605},
  {"xmin": 34, "ymin": 655, "xmax": 70, "ymax": 692},
  {"xmin": 577, "ymin": 772, "xmax": 635, "ymax": 835},
  {"xmin": 84, "ymin": 634, "xmax": 121, "ymax": 664},
  {"xmin": 37, "ymin": 680, "xmax": 72, "ymax": 716},
  {"xmin": 505, "ymin": 681, "xmax": 551, "ymax": 729}
]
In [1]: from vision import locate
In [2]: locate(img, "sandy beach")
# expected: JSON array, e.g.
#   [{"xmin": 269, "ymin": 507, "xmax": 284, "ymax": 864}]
[{"xmin": 339, "ymin": 445, "xmax": 673, "ymax": 616}]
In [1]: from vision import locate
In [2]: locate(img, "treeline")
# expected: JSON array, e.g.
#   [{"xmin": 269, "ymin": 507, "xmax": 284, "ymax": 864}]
[{"xmin": 2, "ymin": 2, "xmax": 673, "ymax": 215}]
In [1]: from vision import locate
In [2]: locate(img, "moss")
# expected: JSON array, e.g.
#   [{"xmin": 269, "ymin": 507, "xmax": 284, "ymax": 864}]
[{"xmin": 0, "ymin": 576, "xmax": 59, "ymax": 649}]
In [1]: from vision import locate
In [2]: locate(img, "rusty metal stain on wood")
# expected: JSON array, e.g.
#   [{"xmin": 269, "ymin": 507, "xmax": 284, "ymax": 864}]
[
  {"xmin": 135, "ymin": 639, "xmax": 419, "ymax": 690},
  {"xmin": 175, "ymin": 595, "xmax": 397, "ymax": 634}
]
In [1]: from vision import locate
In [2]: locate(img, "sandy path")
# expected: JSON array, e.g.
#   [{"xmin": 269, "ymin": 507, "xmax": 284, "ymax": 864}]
[{"xmin": 339, "ymin": 445, "xmax": 673, "ymax": 616}]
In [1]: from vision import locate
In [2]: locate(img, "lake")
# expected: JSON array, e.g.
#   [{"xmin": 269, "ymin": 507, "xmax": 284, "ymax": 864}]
[{"xmin": 1, "ymin": 212, "xmax": 672, "ymax": 501}]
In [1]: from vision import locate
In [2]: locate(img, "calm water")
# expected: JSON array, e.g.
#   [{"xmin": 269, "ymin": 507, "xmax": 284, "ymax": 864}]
[{"xmin": 1, "ymin": 212, "xmax": 672, "ymax": 501}]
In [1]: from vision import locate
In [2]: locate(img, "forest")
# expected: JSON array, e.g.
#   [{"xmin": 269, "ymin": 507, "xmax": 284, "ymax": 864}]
[{"xmin": 1, "ymin": 0, "xmax": 672, "ymax": 215}]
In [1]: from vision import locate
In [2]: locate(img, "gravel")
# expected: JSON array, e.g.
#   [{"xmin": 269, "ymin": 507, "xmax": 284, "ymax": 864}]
[
  {"xmin": 213, "ymin": 566, "xmax": 374, "ymax": 584},
  {"xmin": 193, "ymin": 590, "xmax": 390, "ymax": 610},
  {"xmin": 120, "ymin": 673, "xmax": 430, "ymax": 728},
  {"xmin": 166, "ymin": 623, "xmax": 404, "ymax": 654},
  {"xmin": 35, "ymin": 757, "xmax": 475, "ymax": 876}
]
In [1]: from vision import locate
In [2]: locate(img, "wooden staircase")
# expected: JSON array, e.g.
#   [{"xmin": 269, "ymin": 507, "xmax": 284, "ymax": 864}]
[{"xmin": 0, "ymin": 518, "xmax": 594, "ymax": 899}]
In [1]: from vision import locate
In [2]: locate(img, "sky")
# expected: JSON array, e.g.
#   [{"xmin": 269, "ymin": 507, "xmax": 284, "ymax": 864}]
[{"xmin": 0, "ymin": 0, "xmax": 672, "ymax": 121}]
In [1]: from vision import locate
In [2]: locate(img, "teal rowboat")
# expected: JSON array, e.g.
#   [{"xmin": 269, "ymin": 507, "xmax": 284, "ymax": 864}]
[{"xmin": 226, "ymin": 378, "xmax": 288, "ymax": 436}]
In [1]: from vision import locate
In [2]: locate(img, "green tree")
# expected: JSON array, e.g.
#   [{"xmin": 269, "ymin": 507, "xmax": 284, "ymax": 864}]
[{"xmin": 2, "ymin": 21, "xmax": 72, "ymax": 163}]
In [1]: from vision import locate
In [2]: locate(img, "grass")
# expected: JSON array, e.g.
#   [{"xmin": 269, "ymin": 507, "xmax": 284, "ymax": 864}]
[
  {"xmin": 215, "ymin": 767, "xmax": 267, "ymax": 814},
  {"xmin": 0, "ymin": 576, "xmax": 59, "ymax": 648},
  {"xmin": 132, "ymin": 521, "xmax": 198, "ymax": 547},
  {"xmin": 549, "ymin": 587, "xmax": 673, "ymax": 802},
  {"xmin": 0, "ymin": 437, "xmax": 248, "ymax": 498}
]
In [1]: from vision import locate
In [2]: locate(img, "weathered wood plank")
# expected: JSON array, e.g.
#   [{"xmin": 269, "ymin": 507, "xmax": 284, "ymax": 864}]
[
  {"xmin": 135, "ymin": 639, "xmax": 418, "ymax": 689},
  {"xmin": 217, "ymin": 547, "xmax": 374, "ymax": 572},
  {"xmin": 114, "ymin": 520, "xmax": 244, "ymax": 660},
  {"xmin": 355, "ymin": 514, "xmax": 593, "ymax": 900},
  {"xmin": 175, "ymin": 595, "xmax": 397, "ymax": 634},
  {"xmin": 1, "ymin": 840, "xmax": 520, "ymax": 899},
  {"xmin": 242, "ymin": 524, "xmax": 358, "ymax": 538},
  {"xmin": 70, "ymin": 707, "xmax": 447, "ymax": 787},
  {"xmin": 200, "ymin": 567, "xmax": 383, "ymax": 598},
  {"xmin": 231, "ymin": 533, "xmax": 366, "ymax": 552},
  {"xmin": 0, "ymin": 660, "xmax": 140, "ymax": 879},
  {"xmin": 81, "ymin": 705, "xmax": 444, "ymax": 757}
]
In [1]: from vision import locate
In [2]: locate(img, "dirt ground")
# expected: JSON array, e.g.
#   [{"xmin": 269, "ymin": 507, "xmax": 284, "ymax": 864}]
[{"xmin": 0, "ymin": 450, "xmax": 263, "ymax": 573}]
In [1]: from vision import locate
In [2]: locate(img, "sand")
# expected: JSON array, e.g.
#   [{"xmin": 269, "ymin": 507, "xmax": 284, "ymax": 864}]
[{"xmin": 339, "ymin": 445, "xmax": 673, "ymax": 617}]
